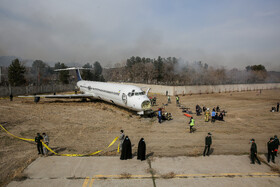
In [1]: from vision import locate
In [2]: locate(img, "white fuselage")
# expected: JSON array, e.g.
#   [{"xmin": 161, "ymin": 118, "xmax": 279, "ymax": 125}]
[{"xmin": 77, "ymin": 81, "xmax": 151, "ymax": 114}]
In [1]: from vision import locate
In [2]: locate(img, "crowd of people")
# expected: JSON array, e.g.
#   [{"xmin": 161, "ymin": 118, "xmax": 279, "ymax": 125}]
[{"xmin": 32, "ymin": 95, "xmax": 278, "ymax": 166}]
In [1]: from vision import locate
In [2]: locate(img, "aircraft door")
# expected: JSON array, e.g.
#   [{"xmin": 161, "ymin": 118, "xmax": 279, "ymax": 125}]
[{"xmin": 122, "ymin": 93, "xmax": 127, "ymax": 105}]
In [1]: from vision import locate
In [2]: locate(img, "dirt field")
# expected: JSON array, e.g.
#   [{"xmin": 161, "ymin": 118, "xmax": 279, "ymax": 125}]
[{"xmin": 0, "ymin": 89, "xmax": 280, "ymax": 186}]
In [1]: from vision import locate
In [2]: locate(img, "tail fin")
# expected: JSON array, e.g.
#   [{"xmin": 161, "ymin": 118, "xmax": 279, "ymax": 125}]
[
  {"xmin": 75, "ymin": 69, "xmax": 82, "ymax": 81},
  {"xmin": 55, "ymin": 67, "xmax": 92, "ymax": 81}
]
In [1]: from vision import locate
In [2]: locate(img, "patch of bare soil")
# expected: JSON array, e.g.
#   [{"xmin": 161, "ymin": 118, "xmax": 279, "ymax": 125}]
[{"xmin": 0, "ymin": 89, "xmax": 279, "ymax": 186}]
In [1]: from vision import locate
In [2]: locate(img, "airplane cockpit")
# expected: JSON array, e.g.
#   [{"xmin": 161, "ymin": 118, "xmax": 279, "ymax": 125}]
[{"xmin": 127, "ymin": 90, "xmax": 145, "ymax": 97}]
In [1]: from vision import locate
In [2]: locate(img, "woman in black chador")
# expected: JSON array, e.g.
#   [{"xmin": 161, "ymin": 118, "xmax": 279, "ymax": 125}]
[
  {"xmin": 120, "ymin": 136, "xmax": 132, "ymax": 160},
  {"xmin": 137, "ymin": 138, "xmax": 146, "ymax": 161}
]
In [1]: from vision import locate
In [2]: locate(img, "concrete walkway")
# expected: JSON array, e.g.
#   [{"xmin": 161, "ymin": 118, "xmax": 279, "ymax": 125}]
[{"xmin": 8, "ymin": 155, "xmax": 280, "ymax": 187}]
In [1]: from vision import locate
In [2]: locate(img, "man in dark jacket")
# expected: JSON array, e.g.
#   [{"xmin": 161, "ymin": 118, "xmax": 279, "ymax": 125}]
[
  {"xmin": 9, "ymin": 93, "xmax": 13, "ymax": 101},
  {"xmin": 250, "ymin": 139, "xmax": 261, "ymax": 164},
  {"xmin": 35, "ymin": 133, "xmax": 43, "ymax": 155},
  {"xmin": 267, "ymin": 137, "xmax": 275, "ymax": 163},
  {"xmin": 273, "ymin": 135, "xmax": 279, "ymax": 157},
  {"xmin": 203, "ymin": 133, "xmax": 212, "ymax": 156}
]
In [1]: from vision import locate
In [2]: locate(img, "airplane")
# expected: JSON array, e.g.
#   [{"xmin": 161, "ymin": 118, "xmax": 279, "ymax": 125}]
[{"xmin": 19, "ymin": 68, "xmax": 152, "ymax": 115}]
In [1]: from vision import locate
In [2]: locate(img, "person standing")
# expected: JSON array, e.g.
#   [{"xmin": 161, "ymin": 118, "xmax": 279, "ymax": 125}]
[
  {"xmin": 9, "ymin": 93, "xmax": 13, "ymax": 101},
  {"xmin": 205, "ymin": 108, "xmax": 210, "ymax": 122},
  {"xmin": 203, "ymin": 133, "xmax": 212, "ymax": 156},
  {"xmin": 273, "ymin": 135, "xmax": 279, "ymax": 157},
  {"xmin": 35, "ymin": 133, "xmax": 43, "ymax": 155},
  {"xmin": 168, "ymin": 96, "xmax": 171, "ymax": 104},
  {"xmin": 277, "ymin": 102, "xmax": 279, "ymax": 112},
  {"xmin": 120, "ymin": 136, "xmax": 132, "ymax": 160},
  {"xmin": 158, "ymin": 108, "xmax": 162, "ymax": 123},
  {"xmin": 250, "ymin": 139, "xmax": 261, "ymax": 164},
  {"xmin": 119, "ymin": 130, "xmax": 125, "ymax": 151},
  {"xmin": 267, "ymin": 137, "xmax": 275, "ymax": 163},
  {"xmin": 211, "ymin": 109, "xmax": 216, "ymax": 123},
  {"xmin": 176, "ymin": 96, "xmax": 180, "ymax": 105},
  {"xmin": 137, "ymin": 138, "xmax": 146, "ymax": 161},
  {"xmin": 189, "ymin": 117, "xmax": 195, "ymax": 133},
  {"xmin": 42, "ymin": 133, "xmax": 49, "ymax": 156}
]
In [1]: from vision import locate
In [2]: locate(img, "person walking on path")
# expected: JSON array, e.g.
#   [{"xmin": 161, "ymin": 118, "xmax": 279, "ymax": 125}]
[
  {"xmin": 120, "ymin": 136, "xmax": 132, "ymax": 160},
  {"xmin": 137, "ymin": 138, "xmax": 146, "ymax": 161},
  {"xmin": 189, "ymin": 117, "xmax": 195, "ymax": 133},
  {"xmin": 42, "ymin": 133, "xmax": 49, "ymax": 156},
  {"xmin": 250, "ymin": 139, "xmax": 261, "ymax": 164},
  {"xmin": 35, "ymin": 133, "xmax": 43, "ymax": 155},
  {"xmin": 267, "ymin": 137, "xmax": 275, "ymax": 163},
  {"xmin": 203, "ymin": 133, "xmax": 212, "ymax": 156}
]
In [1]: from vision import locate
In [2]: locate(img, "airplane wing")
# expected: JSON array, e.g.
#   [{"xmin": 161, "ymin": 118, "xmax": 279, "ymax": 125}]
[{"xmin": 18, "ymin": 94, "xmax": 94, "ymax": 99}]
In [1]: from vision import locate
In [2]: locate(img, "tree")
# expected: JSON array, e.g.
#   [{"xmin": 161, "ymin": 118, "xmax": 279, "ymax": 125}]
[
  {"xmin": 93, "ymin": 61, "xmax": 104, "ymax": 81},
  {"xmin": 8, "ymin": 59, "xmax": 26, "ymax": 86},
  {"xmin": 31, "ymin": 60, "xmax": 50, "ymax": 85},
  {"xmin": 54, "ymin": 62, "xmax": 69, "ymax": 84},
  {"xmin": 245, "ymin": 64, "xmax": 267, "ymax": 82},
  {"xmin": 82, "ymin": 63, "xmax": 94, "ymax": 80},
  {"xmin": 154, "ymin": 56, "xmax": 164, "ymax": 83}
]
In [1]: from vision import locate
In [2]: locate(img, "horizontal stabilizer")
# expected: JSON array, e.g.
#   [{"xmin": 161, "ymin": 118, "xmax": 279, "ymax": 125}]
[
  {"xmin": 54, "ymin": 67, "xmax": 92, "ymax": 71},
  {"xmin": 54, "ymin": 67, "xmax": 92, "ymax": 81}
]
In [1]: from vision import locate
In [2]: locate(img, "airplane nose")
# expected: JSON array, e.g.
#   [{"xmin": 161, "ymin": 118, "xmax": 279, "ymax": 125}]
[{"xmin": 141, "ymin": 100, "xmax": 151, "ymax": 110}]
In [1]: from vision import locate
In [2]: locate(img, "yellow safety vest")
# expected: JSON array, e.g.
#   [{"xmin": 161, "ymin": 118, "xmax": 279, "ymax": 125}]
[{"xmin": 190, "ymin": 119, "xmax": 195, "ymax": 126}]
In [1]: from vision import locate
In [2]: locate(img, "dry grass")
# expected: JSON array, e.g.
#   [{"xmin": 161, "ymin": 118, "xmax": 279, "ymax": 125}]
[
  {"xmin": 102, "ymin": 151, "xmax": 118, "ymax": 156},
  {"xmin": 13, "ymin": 173, "xmax": 28, "ymax": 181},
  {"xmin": 1, "ymin": 89, "xmax": 280, "ymax": 185},
  {"xmin": 161, "ymin": 172, "xmax": 176, "ymax": 179},
  {"xmin": 270, "ymin": 166, "xmax": 280, "ymax": 174},
  {"xmin": 120, "ymin": 172, "xmax": 132, "ymax": 179},
  {"xmin": 146, "ymin": 168, "xmax": 156, "ymax": 175},
  {"xmin": 189, "ymin": 147, "xmax": 201, "ymax": 157}
]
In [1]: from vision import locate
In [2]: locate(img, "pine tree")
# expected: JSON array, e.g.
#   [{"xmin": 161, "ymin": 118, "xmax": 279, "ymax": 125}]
[
  {"xmin": 8, "ymin": 59, "xmax": 26, "ymax": 86},
  {"xmin": 54, "ymin": 62, "xmax": 69, "ymax": 84},
  {"xmin": 82, "ymin": 63, "xmax": 94, "ymax": 80}
]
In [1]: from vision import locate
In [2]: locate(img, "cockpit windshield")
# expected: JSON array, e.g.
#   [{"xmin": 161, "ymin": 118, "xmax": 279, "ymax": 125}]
[{"xmin": 128, "ymin": 91, "xmax": 145, "ymax": 97}]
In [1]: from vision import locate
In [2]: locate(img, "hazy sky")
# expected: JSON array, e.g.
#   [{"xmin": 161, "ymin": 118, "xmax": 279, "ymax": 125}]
[{"xmin": 0, "ymin": 0, "xmax": 279, "ymax": 70}]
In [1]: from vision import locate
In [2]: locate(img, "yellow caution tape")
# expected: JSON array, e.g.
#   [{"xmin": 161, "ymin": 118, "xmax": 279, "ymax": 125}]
[
  {"xmin": 117, "ymin": 143, "xmax": 120, "ymax": 153},
  {"xmin": 0, "ymin": 97, "xmax": 9, "ymax": 100},
  {"xmin": 0, "ymin": 124, "xmax": 34, "ymax": 141},
  {"xmin": 0, "ymin": 124, "xmax": 119, "ymax": 157}
]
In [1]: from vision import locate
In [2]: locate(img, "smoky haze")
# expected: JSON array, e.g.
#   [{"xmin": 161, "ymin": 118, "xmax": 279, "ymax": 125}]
[{"xmin": 0, "ymin": 0, "xmax": 280, "ymax": 71}]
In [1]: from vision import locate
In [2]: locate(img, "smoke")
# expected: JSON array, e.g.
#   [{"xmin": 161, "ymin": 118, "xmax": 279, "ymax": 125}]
[{"xmin": 0, "ymin": 1, "xmax": 280, "ymax": 71}]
